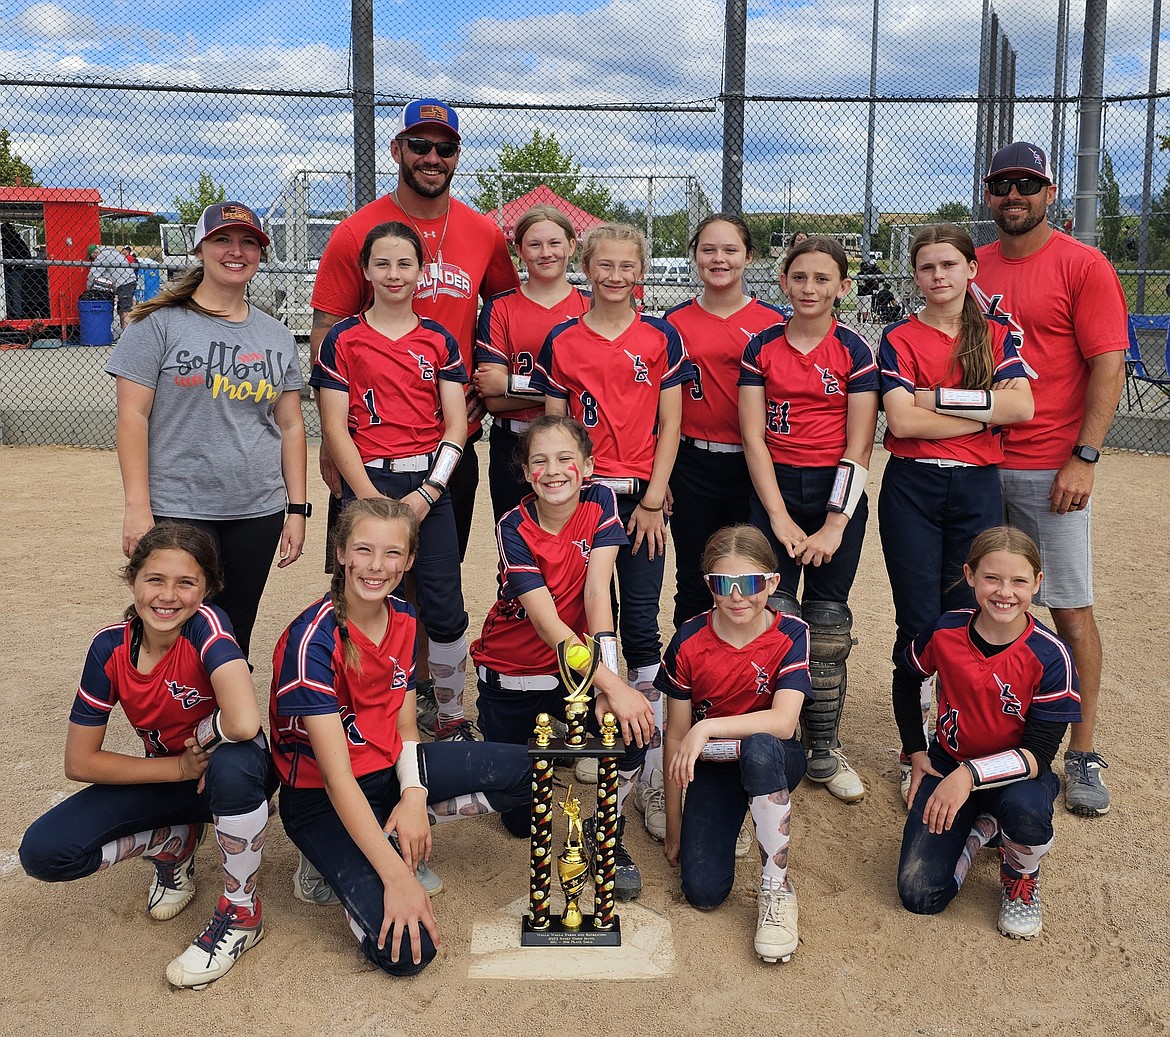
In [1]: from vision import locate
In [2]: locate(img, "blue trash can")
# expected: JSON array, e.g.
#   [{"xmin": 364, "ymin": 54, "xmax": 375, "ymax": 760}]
[
  {"xmin": 137, "ymin": 260, "xmax": 162, "ymax": 302},
  {"xmin": 78, "ymin": 298, "xmax": 115, "ymax": 346}
]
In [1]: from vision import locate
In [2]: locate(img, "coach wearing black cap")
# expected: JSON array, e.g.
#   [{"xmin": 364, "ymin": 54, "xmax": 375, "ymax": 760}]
[{"xmin": 970, "ymin": 141, "xmax": 1127, "ymax": 818}]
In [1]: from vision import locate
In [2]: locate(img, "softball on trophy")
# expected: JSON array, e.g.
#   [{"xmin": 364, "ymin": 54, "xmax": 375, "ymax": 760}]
[{"xmin": 566, "ymin": 643, "xmax": 592, "ymax": 671}]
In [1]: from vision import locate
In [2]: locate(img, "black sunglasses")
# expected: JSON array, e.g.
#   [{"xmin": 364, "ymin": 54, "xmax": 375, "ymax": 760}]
[
  {"xmin": 987, "ymin": 177, "xmax": 1048, "ymax": 197},
  {"xmin": 397, "ymin": 136, "xmax": 460, "ymax": 159}
]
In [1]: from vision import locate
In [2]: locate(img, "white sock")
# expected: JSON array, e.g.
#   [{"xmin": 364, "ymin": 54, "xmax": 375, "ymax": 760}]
[
  {"xmin": 750, "ymin": 788, "xmax": 792, "ymax": 888},
  {"xmin": 919, "ymin": 675, "xmax": 934, "ymax": 742},
  {"xmin": 628, "ymin": 663, "xmax": 663, "ymax": 776},
  {"xmin": 214, "ymin": 801, "xmax": 268, "ymax": 911},
  {"xmin": 427, "ymin": 791, "xmax": 494, "ymax": 825},
  {"xmin": 616, "ymin": 767, "xmax": 639, "ymax": 814},
  {"xmin": 430, "ymin": 635, "xmax": 468, "ymax": 724},
  {"xmin": 99, "ymin": 823, "xmax": 198, "ymax": 871}
]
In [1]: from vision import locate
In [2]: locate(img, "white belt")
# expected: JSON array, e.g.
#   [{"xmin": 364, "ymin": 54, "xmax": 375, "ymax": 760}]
[
  {"xmin": 364, "ymin": 452, "xmax": 433, "ymax": 472},
  {"xmin": 913, "ymin": 457, "xmax": 975, "ymax": 468},
  {"xmin": 494, "ymin": 417, "xmax": 532, "ymax": 435},
  {"xmin": 682, "ymin": 435, "xmax": 745, "ymax": 454},
  {"xmin": 476, "ymin": 666, "xmax": 561, "ymax": 692},
  {"xmin": 591, "ymin": 476, "xmax": 643, "ymax": 496}
]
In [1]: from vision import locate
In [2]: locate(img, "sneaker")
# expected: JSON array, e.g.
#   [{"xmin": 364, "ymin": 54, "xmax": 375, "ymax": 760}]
[
  {"xmin": 435, "ymin": 718, "xmax": 480, "ymax": 742},
  {"xmin": 415, "ymin": 679, "xmax": 439, "ymax": 739},
  {"xmin": 807, "ymin": 748, "xmax": 865, "ymax": 803},
  {"xmin": 387, "ymin": 834, "xmax": 444, "ymax": 898},
  {"xmin": 997, "ymin": 865, "xmax": 1042, "ymax": 940},
  {"xmin": 1064, "ymin": 750, "xmax": 1111, "ymax": 817},
  {"xmin": 898, "ymin": 752, "xmax": 913, "ymax": 807},
  {"xmin": 147, "ymin": 826, "xmax": 203, "ymax": 921},
  {"xmin": 633, "ymin": 769, "xmax": 666, "ymax": 842},
  {"xmin": 293, "ymin": 852, "xmax": 339, "ymax": 906},
  {"xmin": 583, "ymin": 814, "xmax": 642, "ymax": 901},
  {"xmin": 754, "ymin": 879, "xmax": 799, "ymax": 963},
  {"xmin": 574, "ymin": 756, "xmax": 599, "ymax": 784},
  {"xmin": 166, "ymin": 896, "xmax": 264, "ymax": 989},
  {"xmin": 735, "ymin": 817, "xmax": 753, "ymax": 859}
]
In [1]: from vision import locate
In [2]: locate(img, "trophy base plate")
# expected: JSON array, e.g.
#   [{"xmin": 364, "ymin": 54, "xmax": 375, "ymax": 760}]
[{"xmin": 521, "ymin": 915, "xmax": 622, "ymax": 947}]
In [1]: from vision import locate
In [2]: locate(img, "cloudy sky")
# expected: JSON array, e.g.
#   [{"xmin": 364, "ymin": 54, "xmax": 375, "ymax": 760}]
[{"xmin": 1, "ymin": 0, "xmax": 1166, "ymax": 221}]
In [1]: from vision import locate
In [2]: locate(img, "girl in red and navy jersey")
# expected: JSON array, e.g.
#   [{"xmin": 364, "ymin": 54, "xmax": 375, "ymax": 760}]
[
  {"xmin": 658, "ymin": 525, "xmax": 811, "ymax": 964},
  {"xmin": 472, "ymin": 204, "xmax": 591, "ymax": 522},
  {"xmin": 738, "ymin": 235, "xmax": 878, "ymax": 803},
  {"xmin": 531, "ymin": 222, "xmax": 692, "ymax": 828},
  {"xmin": 471, "ymin": 415, "xmax": 655, "ymax": 899},
  {"xmin": 664, "ymin": 214, "xmax": 786, "ymax": 630},
  {"xmin": 312, "ymin": 221, "xmax": 474, "ymax": 742},
  {"xmin": 271, "ymin": 498, "xmax": 530, "ymax": 976},
  {"xmin": 896, "ymin": 526, "xmax": 1080, "ymax": 939},
  {"xmin": 878, "ymin": 224, "xmax": 1035, "ymax": 804},
  {"xmin": 20, "ymin": 523, "xmax": 273, "ymax": 989}
]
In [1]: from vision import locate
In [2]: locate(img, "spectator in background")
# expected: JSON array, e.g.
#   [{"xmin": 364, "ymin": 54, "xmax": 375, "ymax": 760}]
[
  {"xmin": 2, "ymin": 221, "xmax": 32, "ymax": 320},
  {"xmin": 856, "ymin": 259, "xmax": 882, "ymax": 323},
  {"xmin": 87, "ymin": 243, "xmax": 139, "ymax": 332}
]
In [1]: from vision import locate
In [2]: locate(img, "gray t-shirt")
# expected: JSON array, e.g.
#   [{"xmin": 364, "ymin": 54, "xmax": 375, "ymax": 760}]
[{"xmin": 106, "ymin": 304, "xmax": 304, "ymax": 520}]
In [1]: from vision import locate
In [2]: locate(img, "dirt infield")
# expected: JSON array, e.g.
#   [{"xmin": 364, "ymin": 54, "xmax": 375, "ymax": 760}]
[{"xmin": 2, "ymin": 444, "xmax": 1167, "ymax": 1036}]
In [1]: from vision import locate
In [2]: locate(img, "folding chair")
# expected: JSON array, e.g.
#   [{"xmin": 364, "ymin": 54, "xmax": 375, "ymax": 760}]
[{"xmin": 1127, "ymin": 315, "xmax": 1170, "ymax": 411}]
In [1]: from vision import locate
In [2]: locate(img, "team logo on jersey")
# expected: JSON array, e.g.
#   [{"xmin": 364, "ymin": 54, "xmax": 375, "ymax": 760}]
[
  {"xmin": 996, "ymin": 674, "xmax": 1023, "ymax": 718},
  {"xmin": 968, "ymin": 283, "xmax": 1038, "ymax": 377},
  {"xmin": 739, "ymin": 327, "xmax": 756, "ymax": 342},
  {"xmin": 391, "ymin": 661, "xmax": 408, "ymax": 692},
  {"xmin": 939, "ymin": 707, "xmax": 960, "ymax": 753},
  {"xmin": 623, "ymin": 350, "xmax": 650, "ymax": 383},
  {"xmin": 408, "ymin": 350, "xmax": 435, "ymax": 381},
  {"xmin": 572, "ymin": 537, "xmax": 592, "ymax": 561},
  {"xmin": 693, "ymin": 697, "xmax": 712, "ymax": 723},
  {"xmin": 816, "ymin": 364, "xmax": 841, "ymax": 396},
  {"xmin": 167, "ymin": 680, "xmax": 211, "ymax": 710},
  {"xmin": 340, "ymin": 707, "xmax": 366, "ymax": 746},
  {"xmin": 751, "ymin": 662, "xmax": 770, "ymax": 696},
  {"xmin": 416, "ymin": 254, "xmax": 472, "ymax": 303}
]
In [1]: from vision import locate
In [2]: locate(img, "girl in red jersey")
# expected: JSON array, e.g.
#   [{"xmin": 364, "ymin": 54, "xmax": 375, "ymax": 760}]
[
  {"xmin": 471, "ymin": 415, "xmax": 655, "ymax": 899},
  {"xmin": 658, "ymin": 525, "xmax": 811, "ymax": 964},
  {"xmin": 896, "ymin": 526, "xmax": 1080, "ymax": 939},
  {"xmin": 473, "ymin": 205, "xmax": 591, "ymax": 522},
  {"xmin": 738, "ymin": 236, "xmax": 878, "ymax": 804},
  {"xmin": 20, "ymin": 523, "xmax": 272, "ymax": 989},
  {"xmin": 665, "ymin": 213, "xmax": 786, "ymax": 631},
  {"xmin": 312, "ymin": 221, "xmax": 475, "ymax": 742},
  {"xmin": 271, "ymin": 498, "xmax": 531, "ymax": 976},
  {"xmin": 877, "ymin": 224, "xmax": 1034, "ymax": 805},
  {"xmin": 532, "ymin": 223, "xmax": 692, "ymax": 837}
]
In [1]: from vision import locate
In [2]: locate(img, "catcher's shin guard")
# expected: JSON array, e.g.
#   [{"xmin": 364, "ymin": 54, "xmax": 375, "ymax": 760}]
[
  {"xmin": 801, "ymin": 600, "xmax": 855, "ymax": 781},
  {"xmin": 767, "ymin": 591, "xmax": 801, "ymax": 618}
]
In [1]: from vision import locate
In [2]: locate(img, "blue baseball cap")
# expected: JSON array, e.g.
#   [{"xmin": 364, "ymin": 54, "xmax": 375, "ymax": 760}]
[{"xmin": 397, "ymin": 99, "xmax": 461, "ymax": 140}]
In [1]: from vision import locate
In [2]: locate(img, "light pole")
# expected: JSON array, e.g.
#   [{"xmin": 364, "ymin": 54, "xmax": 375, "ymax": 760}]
[{"xmin": 860, "ymin": 0, "xmax": 879, "ymax": 263}]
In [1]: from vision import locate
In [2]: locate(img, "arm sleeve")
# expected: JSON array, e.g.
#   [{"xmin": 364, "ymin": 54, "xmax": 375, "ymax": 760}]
[
  {"xmin": 655, "ymin": 630, "xmax": 690, "ymax": 700},
  {"xmin": 1020, "ymin": 717, "xmax": 1068, "ymax": 774}
]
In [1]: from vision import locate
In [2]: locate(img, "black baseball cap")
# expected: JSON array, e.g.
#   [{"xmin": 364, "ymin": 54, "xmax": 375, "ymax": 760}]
[{"xmin": 984, "ymin": 142, "xmax": 1053, "ymax": 183}]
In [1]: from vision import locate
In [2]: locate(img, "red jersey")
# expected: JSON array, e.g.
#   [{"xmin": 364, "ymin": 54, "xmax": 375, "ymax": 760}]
[
  {"xmin": 532, "ymin": 314, "xmax": 693, "ymax": 480},
  {"xmin": 903, "ymin": 610, "xmax": 1081, "ymax": 762},
  {"xmin": 656, "ymin": 609, "xmax": 813, "ymax": 721},
  {"xmin": 738, "ymin": 320, "xmax": 878, "ymax": 467},
  {"xmin": 270, "ymin": 594, "xmax": 417, "ymax": 788},
  {"xmin": 665, "ymin": 296, "xmax": 786, "ymax": 444},
  {"xmin": 471, "ymin": 483, "xmax": 629, "ymax": 676},
  {"xmin": 475, "ymin": 287, "xmax": 592, "ymax": 424},
  {"xmin": 878, "ymin": 314, "xmax": 1027, "ymax": 465},
  {"xmin": 70, "ymin": 605, "xmax": 243, "ymax": 757},
  {"xmin": 311, "ymin": 314, "xmax": 466, "ymax": 461},
  {"xmin": 972, "ymin": 232, "xmax": 1127, "ymax": 469}
]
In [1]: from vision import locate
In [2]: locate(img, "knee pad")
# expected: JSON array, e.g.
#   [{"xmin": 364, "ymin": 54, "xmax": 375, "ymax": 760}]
[
  {"xmin": 768, "ymin": 591, "xmax": 801, "ymax": 618},
  {"xmin": 804, "ymin": 600, "xmax": 854, "ymax": 664}
]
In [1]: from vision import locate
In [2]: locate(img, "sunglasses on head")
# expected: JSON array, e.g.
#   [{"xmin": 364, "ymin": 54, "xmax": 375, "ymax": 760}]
[
  {"xmin": 987, "ymin": 177, "xmax": 1048, "ymax": 197},
  {"xmin": 398, "ymin": 136, "xmax": 460, "ymax": 159},
  {"xmin": 704, "ymin": 572, "xmax": 776, "ymax": 596}
]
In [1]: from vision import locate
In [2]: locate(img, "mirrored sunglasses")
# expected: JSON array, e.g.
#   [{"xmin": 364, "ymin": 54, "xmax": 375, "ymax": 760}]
[
  {"xmin": 398, "ymin": 136, "xmax": 460, "ymax": 159},
  {"xmin": 704, "ymin": 572, "xmax": 775, "ymax": 596},
  {"xmin": 986, "ymin": 177, "xmax": 1047, "ymax": 197}
]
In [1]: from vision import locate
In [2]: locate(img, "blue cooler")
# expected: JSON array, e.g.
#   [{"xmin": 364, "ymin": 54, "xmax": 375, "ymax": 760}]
[
  {"xmin": 137, "ymin": 259, "xmax": 162, "ymax": 301},
  {"xmin": 78, "ymin": 298, "xmax": 115, "ymax": 346}
]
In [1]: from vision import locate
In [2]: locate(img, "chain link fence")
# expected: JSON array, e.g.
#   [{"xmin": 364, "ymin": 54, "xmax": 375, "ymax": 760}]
[{"xmin": 1, "ymin": 0, "xmax": 1168, "ymax": 451}]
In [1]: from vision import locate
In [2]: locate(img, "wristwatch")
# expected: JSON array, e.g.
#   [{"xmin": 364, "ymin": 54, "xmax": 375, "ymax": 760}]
[
  {"xmin": 287, "ymin": 502, "xmax": 313, "ymax": 517},
  {"xmin": 1071, "ymin": 445, "xmax": 1100, "ymax": 464}
]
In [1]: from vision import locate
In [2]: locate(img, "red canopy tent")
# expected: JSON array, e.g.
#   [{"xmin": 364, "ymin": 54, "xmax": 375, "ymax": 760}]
[{"xmin": 484, "ymin": 185, "xmax": 603, "ymax": 244}]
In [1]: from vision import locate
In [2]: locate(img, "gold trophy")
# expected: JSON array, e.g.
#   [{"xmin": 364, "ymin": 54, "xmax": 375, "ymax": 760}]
[{"xmin": 555, "ymin": 787, "xmax": 589, "ymax": 928}]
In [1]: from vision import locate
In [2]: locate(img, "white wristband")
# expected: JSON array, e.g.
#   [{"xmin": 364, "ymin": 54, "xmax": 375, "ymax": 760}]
[
  {"xmin": 963, "ymin": 748, "xmax": 1029, "ymax": 789},
  {"xmin": 425, "ymin": 440, "xmax": 463, "ymax": 492},
  {"xmin": 935, "ymin": 386, "xmax": 994, "ymax": 423},
  {"xmin": 596, "ymin": 632, "xmax": 619, "ymax": 673},
  {"xmin": 194, "ymin": 708, "xmax": 238, "ymax": 754},
  {"xmin": 506, "ymin": 373, "xmax": 542, "ymax": 399},
  {"xmin": 699, "ymin": 739, "xmax": 741, "ymax": 762},
  {"xmin": 395, "ymin": 739, "xmax": 426, "ymax": 793},
  {"xmin": 826, "ymin": 458, "xmax": 867, "ymax": 518}
]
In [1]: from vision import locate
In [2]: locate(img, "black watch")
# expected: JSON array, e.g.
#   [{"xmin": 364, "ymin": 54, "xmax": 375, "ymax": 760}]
[
  {"xmin": 287, "ymin": 502, "xmax": 313, "ymax": 517},
  {"xmin": 1071, "ymin": 445, "xmax": 1100, "ymax": 464}
]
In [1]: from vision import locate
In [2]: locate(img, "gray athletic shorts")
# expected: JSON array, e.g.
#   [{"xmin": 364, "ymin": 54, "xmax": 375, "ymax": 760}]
[{"xmin": 998, "ymin": 467, "xmax": 1093, "ymax": 609}]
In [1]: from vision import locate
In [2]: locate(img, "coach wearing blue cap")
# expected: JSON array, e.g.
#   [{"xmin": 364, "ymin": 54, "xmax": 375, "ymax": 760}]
[{"xmin": 970, "ymin": 141, "xmax": 1127, "ymax": 818}]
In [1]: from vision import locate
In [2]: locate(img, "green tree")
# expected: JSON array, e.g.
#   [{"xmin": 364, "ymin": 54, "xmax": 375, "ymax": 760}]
[
  {"xmin": 172, "ymin": 173, "xmax": 227, "ymax": 224},
  {"xmin": 932, "ymin": 201, "xmax": 971, "ymax": 223},
  {"xmin": 0, "ymin": 129, "xmax": 39, "ymax": 187},
  {"xmin": 1098, "ymin": 150, "xmax": 1121, "ymax": 260},
  {"xmin": 472, "ymin": 131, "xmax": 611, "ymax": 217}
]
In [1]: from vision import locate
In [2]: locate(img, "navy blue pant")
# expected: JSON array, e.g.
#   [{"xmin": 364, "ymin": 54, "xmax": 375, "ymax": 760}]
[
  {"xmin": 475, "ymin": 676, "xmax": 648, "ymax": 775},
  {"xmin": 20, "ymin": 739, "xmax": 273, "ymax": 883},
  {"xmin": 898, "ymin": 743, "xmax": 1058, "ymax": 916},
  {"xmin": 448, "ymin": 436, "xmax": 481, "ymax": 561},
  {"xmin": 345, "ymin": 467, "xmax": 468, "ymax": 643},
  {"xmin": 154, "ymin": 511, "xmax": 285, "ymax": 660},
  {"xmin": 748, "ymin": 463, "xmax": 868, "ymax": 603},
  {"xmin": 614, "ymin": 491, "xmax": 667, "ymax": 668},
  {"xmin": 278, "ymin": 740, "xmax": 530, "ymax": 976},
  {"xmin": 487, "ymin": 422, "xmax": 529, "ymax": 523},
  {"xmin": 680, "ymin": 732, "xmax": 806, "ymax": 910},
  {"xmin": 878, "ymin": 457, "xmax": 1003, "ymax": 663},
  {"xmin": 668, "ymin": 441, "xmax": 752, "ymax": 629}
]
